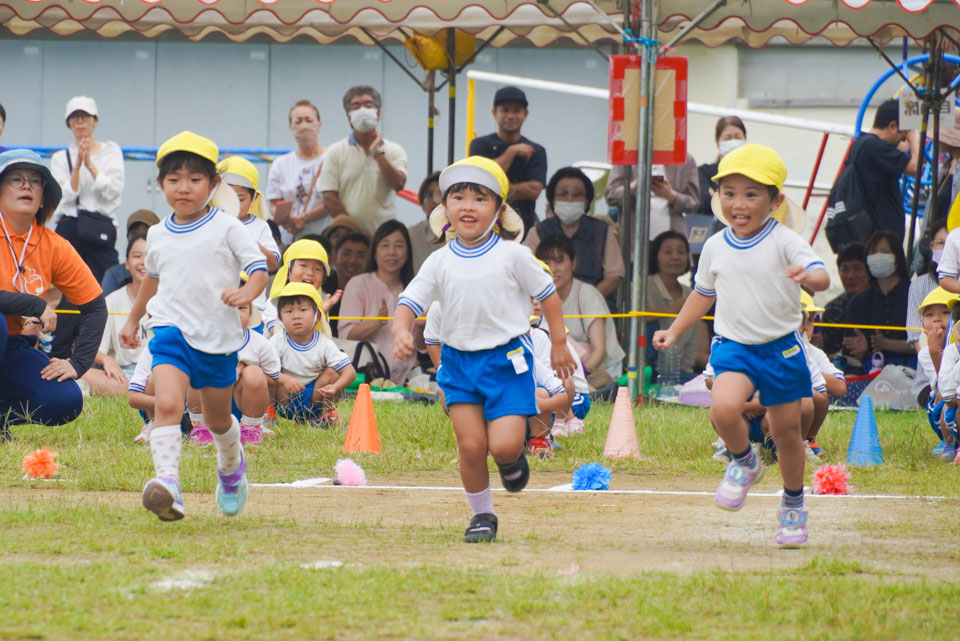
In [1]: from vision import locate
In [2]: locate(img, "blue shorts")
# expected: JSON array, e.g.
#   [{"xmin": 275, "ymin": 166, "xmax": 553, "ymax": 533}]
[
  {"xmin": 571, "ymin": 392, "xmax": 591, "ymax": 420},
  {"xmin": 277, "ymin": 378, "xmax": 321, "ymax": 421},
  {"xmin": 946, "ymin": 405, "xmax": 957, "ymax": 435},
  {"xmin": 710, "ymin": 332, "xmax": 811, "ymax": 406},
  {"xmin": 149, "ymin": 326, "xmax": 238, "ymax": 390},
  {"xmin": 438, "ymin": 336, "xmax": 538, "ymax": 421},
  {"xmin": 927, "ymin": 397, "xmax": 945, "ymax": 439}
]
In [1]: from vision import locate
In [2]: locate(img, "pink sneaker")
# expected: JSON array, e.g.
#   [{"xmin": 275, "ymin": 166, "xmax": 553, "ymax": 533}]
[
  {"xmin": 134, "ymin": 421, "xmax": 154, "ymax": 443},
  {"xmin": 240, "ymin": 424, "xmax": 263, "ymax": 445},
  {"xmin": 953, "ymin": 450, "xmax": 960, "ymax": 464},
  {"xmin": 189, "ymin": 425, "xmax": 213, "ymax": 445},
  {"xmin": 714, "ymin": 458, "xmax": 764, "ymax": 511},
  {"xmin": 550, "ymin": 418, "xmax": 568, "ymax": 438},
  {"xmin": 565, "ymin": 417, "xmax": 585, "ymax": 435},
  {"xmin": 775, "ymin": 508, "xmax": 808, "ymax": 548}
]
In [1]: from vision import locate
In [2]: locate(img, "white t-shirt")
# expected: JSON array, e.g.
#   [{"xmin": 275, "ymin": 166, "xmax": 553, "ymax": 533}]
[
  {"xmin": 316, "ymin": 134, "xmax": 408, "ymax": 234},
  {"xmin": 144, "ymin": 208, "xmax": 266, "ymax": 354},
  {"xmin": 398, "ymin": 233, "xmax": 555, "ymax": 352},
  {"xmin": 269, "ymin": 327, "xmax": 352, "ymax": 385},
  {"xmin": 694, "ymin": 218, "xmax": 826, "ymax": 345},
  {"xmin": 265, "ymin": 150, "xmax": 329, "ymax": 243},
  {"xmin": 938, "ymin": 227, "xmax": 960, "ymax": 281},
  {"xmin": 938, "ymin": 342, "xmax": 960, "ymax": 401},
  {"xmin": 529, "ymin": 325, "xmax": 589, "ymax": 394},
  {"xmin": 99, "ymin": 286, "xmax": 147, "ymax": 368},
  {"xmin": 237, "ymin": 328, "xmax": 281, "ymax": 380},
  {"xmin": 917, "ymin": 346, "xmax": 938, "ymax": 397},
  {"xmin": 423, "ymin": 301, "xmax": 441, "ymax": 345},
  {"xmin": 241, "ymin": 214, "xmax": 280, "ymax": 313},
  {"xmin": 128, "ymin": 344, "xmax": 152, "ymax": 393},
  {"xmin": 50, "ymin": 141, "xmax": 125, "ymax": 224}
]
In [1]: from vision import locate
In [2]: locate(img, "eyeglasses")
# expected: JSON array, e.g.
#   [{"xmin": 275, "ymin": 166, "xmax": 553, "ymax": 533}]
[
  {"xmin": 3, "ymin": 174, "xmax": 46, "ymax": 190},
  {"xmin": 555, "ymin": 190, "xmax": 586, "ymax": 199}
]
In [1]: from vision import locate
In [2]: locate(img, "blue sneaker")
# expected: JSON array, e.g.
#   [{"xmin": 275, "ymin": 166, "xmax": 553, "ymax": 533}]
[
  {"xmin": 142, "ymin": 477, "xmax": 184, "ymax": 522},
  {"xmin": 939, "ymin": 443, "xmax": 958, "ymax": 462},
  {"xmin": 932, "ymin": 441, "xmax": 946, "ymax": 456},
  {"xmin": 216, "ymin": 456, "xmax": 248, "ymax": 517}
]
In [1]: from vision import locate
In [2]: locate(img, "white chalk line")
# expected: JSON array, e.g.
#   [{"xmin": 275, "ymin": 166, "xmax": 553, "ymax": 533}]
[{"xmin": 250, "ymin": 478, "xmax": 945, "ymax": 501}]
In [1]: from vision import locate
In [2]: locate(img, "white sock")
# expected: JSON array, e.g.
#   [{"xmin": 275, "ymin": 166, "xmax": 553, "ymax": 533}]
[
  {"xmin": 240, "ymin": 414, "xmax": 262, "ymax": 428},
  {"xmin": 211, "ymin": 416, "xmax": 244, "ymax": 474},
  {"xmin": 149, "ymin": 425, "xmax": 182, "ymax": 480},
  {"xmin": 465, "ymin": 486, "xmax": 495, "ymax": 516},
  {"xmin": 188, "ymin": 411, "xmax": 203, "ymax": 426}
]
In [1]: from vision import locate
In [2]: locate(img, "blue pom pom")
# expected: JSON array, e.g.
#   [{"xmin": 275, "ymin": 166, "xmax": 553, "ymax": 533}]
[{"xmin": 572, "ymin": 462, "xmax": 611, "ymax": 491}]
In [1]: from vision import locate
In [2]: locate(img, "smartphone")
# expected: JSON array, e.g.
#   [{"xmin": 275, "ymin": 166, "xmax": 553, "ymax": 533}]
[{"xmin": 652, "ymin": 164, "xmax": 666, "ymax": 183}]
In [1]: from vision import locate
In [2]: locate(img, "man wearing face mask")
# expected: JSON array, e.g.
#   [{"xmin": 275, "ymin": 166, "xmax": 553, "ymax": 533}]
[
  {"xmin": 317, "ymin": 86, "xmax": 407, "ymax": 236},
  {"xmin": 524, "ymin": 167, "xmax": 624, "ymax": 309},
  {"xmin": 266, "ymin": 100, "xmax": 328, "ymax": 246}
]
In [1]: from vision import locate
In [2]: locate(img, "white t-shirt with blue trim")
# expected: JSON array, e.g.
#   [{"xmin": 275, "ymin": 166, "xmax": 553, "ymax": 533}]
[
  {"xmin": 269, "ymin": 328, "xmax": 351, "ymax": 386},
  {"xmin": 237, "ymin": 328, "xmax": 282, "ymax": 380},
  {"xmin": 398, "ymin": 233, "xmax": 556, "ymax": 352},
  {"xmin": 694, "ymin": 218, "xmax": 826, "ymax": 345},
  {"xmin": 241, "ymin": 214, "xmax": 281, "ymax": 313},
  {"xmin": 144, "ymin": 207, "xmax": 267, "ymax": 354}
]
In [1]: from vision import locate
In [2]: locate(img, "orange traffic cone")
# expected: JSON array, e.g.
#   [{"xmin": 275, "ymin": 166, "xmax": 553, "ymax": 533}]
[
  {"xmin": 603, "ymin": 387, "xmax": 642, "ymax": 460},
  {"xmin": 343, "ymin": 384, "xmax": 381, "ymax": 454}
]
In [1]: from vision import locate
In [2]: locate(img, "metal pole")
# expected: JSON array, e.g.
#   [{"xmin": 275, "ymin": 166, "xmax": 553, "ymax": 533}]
[
  {"xmin": 928, "ymin": 41, "xmax": 943, "ymax": 229},
  {"xmin": 617, "ymin": 0, "xmax": 634, "ymax": 351},
  {"xmin": 907, "ymin": 57, "xmax": 933, "ymax": 268},
  {"xmin": 447, "ymin": 28, "xmax": 456, "ymax": 164},
  {"xmin": 627, "ymin": 0, "xmax": 657, "ymax": 402},
  {"xmin": 427, "ymin": 85, "xmax": 435, "ymax": 174}
]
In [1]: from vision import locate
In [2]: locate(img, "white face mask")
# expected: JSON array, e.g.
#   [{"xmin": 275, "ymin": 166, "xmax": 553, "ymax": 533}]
[
  {"xmin": 292, "ymin": 121, "xmax": 320, "ymax": 141},
  {"xmin": 866, "ymin": 252, "xmax": 897, "ymax": 279},
  {"xmin": 553, "ymin": 201, "xmax": 585, "ymax": 225},
  {"xmin": 932, "ymin": 248, "xmax": 944, "ymax": 264},
  {"xmin": 718, "ymin": 138, "xmax": 746, "ymax": 157},
  {"xmin": 349, "ymin": 107, "xmax": 379, "ymax": 133}
]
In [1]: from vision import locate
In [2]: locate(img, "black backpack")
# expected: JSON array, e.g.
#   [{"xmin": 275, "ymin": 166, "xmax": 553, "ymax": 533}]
[{"xmin": 825, "ymin": 138, "xmax": 875, "ymax": 253}]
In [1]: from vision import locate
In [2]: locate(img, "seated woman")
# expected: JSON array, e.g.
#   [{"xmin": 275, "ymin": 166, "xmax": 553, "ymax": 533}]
[
  {"xmin": 81, "ymin": 233, "xmax": 149, "ymax": 395},
  {"xmin": 535, "ymin": 235, "xmax": 625, "ymax": 389},
  {"xmin": 843, "ymin": 230, "xmax": 916, "ymax": 371},
  {"xmin": 0, "ymin": 149, "xmax": 106, "ymax": 436},
  {"xmin": 339, "ymin": 220, "xmax": 418, "ymax": 385},
  {"xmin": 524, "ymin": 167, "xmax": 624, "ymax": 308},
  {"xmin": 645, "ymin": 230, "xmax": 709, "ymax": 381}
]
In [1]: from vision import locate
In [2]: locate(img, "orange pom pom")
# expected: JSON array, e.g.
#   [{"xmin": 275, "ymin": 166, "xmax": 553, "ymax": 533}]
[
  {"xmin": 812, "ymin": 463, "xmax": 850, "ymax": 495},
  {"xmin": 22, "ymin": 448, "xmax": 60, "ymax": 480}
]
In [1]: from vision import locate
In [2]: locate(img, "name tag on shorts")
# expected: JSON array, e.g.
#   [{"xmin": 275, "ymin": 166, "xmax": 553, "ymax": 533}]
[
  {"xmin": 507, "ymin": 347, "xmax": 529, "ymax": 374},
  {"xmin": 782, "ymin": 345, "xmax": 801, "ymax": 359}
]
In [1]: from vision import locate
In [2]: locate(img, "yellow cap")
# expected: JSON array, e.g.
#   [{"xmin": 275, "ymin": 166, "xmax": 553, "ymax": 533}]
[
  {"xmin": 156, "ymin": 131, "xmax": 218, "ymax": 167},
  {"xmin": 272, "ymin": 281, "xmax": 324, "ymax": 314},
  {"xmin": 269, "ymin": 239, "xmax": 330, "ymax": 300},
  {"xmin": 218, "ymin": 156, "xmax": 265, "ymax": 219},
  {"xmin": 439, "ymin": 155, "xmax": 509, "ymax": 202},
  {"xmin": 800, "ymin": 291, "xmax": 824, "ymax": 314},
  {"xmin": 712, "ymin": 143, "xmax": 787, "ymax": 191},
  {"xmin": 918, "ymin": 286, "xmax": 960, "ymax": 313}
]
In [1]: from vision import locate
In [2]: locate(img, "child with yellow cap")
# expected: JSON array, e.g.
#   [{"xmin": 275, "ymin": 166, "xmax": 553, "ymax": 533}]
[
  {"xmin": 915, "ymin": 287, "xmax": 959, "ymax": 459},
  {"xmin": 262, "ymin": 238, "xmax": 339, "ymax": 339},
  {"xmin": 269, "ymin": 282, "xmax": 356, "ymax": 425},
  {"xmin": 653, "ymin": 144, "xmax": 829, "ymax": 548},
  {"xmin": 219, "ymin": 156, "xmax": 281, "ymax": 273},
  {"xmin": 119, "ymin": 131, "xmax": 268, "ymax": 521},
  {"xmin": 392, "ymin": 156, "xmax": 576, "ymax": 543},
  {"xmin": 798, "ymin": 292, "xmax": 845, "ymax": 460}
]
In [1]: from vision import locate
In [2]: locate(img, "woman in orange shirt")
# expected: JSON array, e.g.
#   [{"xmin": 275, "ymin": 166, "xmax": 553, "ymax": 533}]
[{"xmin": 0, "ymin": 149, "xmax": 106, "ymax": 438}]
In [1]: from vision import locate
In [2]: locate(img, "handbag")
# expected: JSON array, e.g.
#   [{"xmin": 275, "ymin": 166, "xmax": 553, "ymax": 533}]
[
  {"xmin": 825, "ymin": 138, "xmax": 875, "ymax": 252},
  {"xmin": 65, "ymin": 150, "xmax": 116, "ymax": 248},
  {"xmin": 332, "ymin": 337, "xmax": 391, "ymax": 382}
]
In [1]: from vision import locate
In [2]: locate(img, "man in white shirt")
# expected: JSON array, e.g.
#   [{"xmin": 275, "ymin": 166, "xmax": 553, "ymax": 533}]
[{"xmin": 318, "ymin": 86, "xmax": 407, "ymax": 235}]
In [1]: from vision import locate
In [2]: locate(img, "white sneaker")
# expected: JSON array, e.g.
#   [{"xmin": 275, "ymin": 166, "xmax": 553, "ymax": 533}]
[
  {"xmin": 804, "ymin": 442, "xmax": 820, "ymax": 463},
  {"xmin": 134, "ymin": 421, "xmax": 154, "ymax": 444},
  {"xmin": 565, "ymin": 417, "xmax": 585, "ymax": 435},
  {"xmin": 550, "ymin": 418, "xmax": 568, "ymax": 438}
]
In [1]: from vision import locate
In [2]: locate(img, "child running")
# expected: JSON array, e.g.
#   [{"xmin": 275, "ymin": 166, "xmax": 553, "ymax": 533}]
[
  {"xmin": 653, "ymin": 144, "xmax": 829, "ymax": 548},
  {"xmin": 270, "ymin": 282, "xmax": 356, "ymax": 426},
  {"xmin": 119, "ymin": 131, "xmax": 268, "ymax": 521},
  {"xmin": 392, "ymin": 156, "xmax": 575, "ymax": 543}
]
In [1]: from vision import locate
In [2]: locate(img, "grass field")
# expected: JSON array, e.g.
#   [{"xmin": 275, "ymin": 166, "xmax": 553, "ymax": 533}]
[{"xmin": 2, "ymin": 395, "xmax": 959, "ymax": 640}]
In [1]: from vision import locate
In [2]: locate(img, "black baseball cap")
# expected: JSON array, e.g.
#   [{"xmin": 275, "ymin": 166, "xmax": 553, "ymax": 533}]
[{"xmin": 494, "ymin": 86, "xmax": 528, "ymax": 108}]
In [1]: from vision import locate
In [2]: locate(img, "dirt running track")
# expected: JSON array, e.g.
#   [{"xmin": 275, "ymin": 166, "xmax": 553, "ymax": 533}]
[{"xmin": 2, "ymin": 472, "xmax": 956, "ymax": 578}]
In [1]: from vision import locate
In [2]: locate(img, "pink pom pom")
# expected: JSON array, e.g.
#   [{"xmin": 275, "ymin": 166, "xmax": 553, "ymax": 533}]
[
  {"xmin": 334, "ymin": 458, "xmax": 367, "ymax": 486},
  {"xmin": 812, "ymin": 463, "xmax": 850, "ymax": 495}
]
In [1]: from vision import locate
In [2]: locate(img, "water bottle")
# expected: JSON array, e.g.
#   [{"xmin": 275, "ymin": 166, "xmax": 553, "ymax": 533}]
[
  {"xmin": 869, "ymin": 351, "xmax": 885, "ymax": 373},
  {"xmin": 38, "ymin": 332, "xmax": 53, "ymax": 354}
]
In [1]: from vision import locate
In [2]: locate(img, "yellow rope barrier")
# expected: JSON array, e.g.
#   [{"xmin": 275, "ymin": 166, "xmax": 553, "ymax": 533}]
[{"xmin": 49, "ymin": 309, "xmax": 922, "ymax": 332}]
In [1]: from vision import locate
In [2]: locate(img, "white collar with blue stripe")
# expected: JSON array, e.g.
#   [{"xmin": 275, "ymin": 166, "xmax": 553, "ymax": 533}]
[
  {"xmin": 722, "ymin": 217, "xmax": 777, "ymax": 250},
  {"xmin": 449, "ymin": 232, "xmax": 499, "ymax": 258},
  {"xmin": 238, "ymin": 328, "xmax": 251, "ymax": 351},
  {"xmin": 163, "ymin": 207, "xmax": 218, "ymax": 234},
  {"xmin": 286, "ymin": 330, "xmax": 320, "ymax": 352}
]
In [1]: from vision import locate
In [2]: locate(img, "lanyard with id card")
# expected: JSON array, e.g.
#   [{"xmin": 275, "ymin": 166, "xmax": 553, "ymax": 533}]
[{"xmin": 506, "ymin": 346, "xmax": 528, "ymax": 375}]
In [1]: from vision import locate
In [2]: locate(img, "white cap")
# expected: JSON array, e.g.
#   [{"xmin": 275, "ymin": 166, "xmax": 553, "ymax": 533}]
[{"xmin": 64, "ymin": 96, "xmax": 98, "ymax": 122}]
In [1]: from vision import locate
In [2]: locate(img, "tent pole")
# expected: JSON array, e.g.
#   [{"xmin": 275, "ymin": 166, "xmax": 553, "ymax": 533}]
[
  {"xmin": 660, "ymin": 0, "xmax": 726, "ymax": 51},
  {"xmin": 627, "ymin": 0, "xmax": 657, "ymax": 403},
  {"xmin": 928, "ymin": 37, "xmax": 943, "ymax": 228},
  {"xmin": 447, "ymin": 28, "xmax": 456, "ymax": 164},
  {"xmin": 428, "ymin": 80, "xmax": 436, "ymax": 174},
  {"xmin": 617, "ymin": 0, "xmax": 634, "ymax": 353},
  {"xmin": 907, "ymin": 49, "xmax": 934, "ymax": 268}
]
